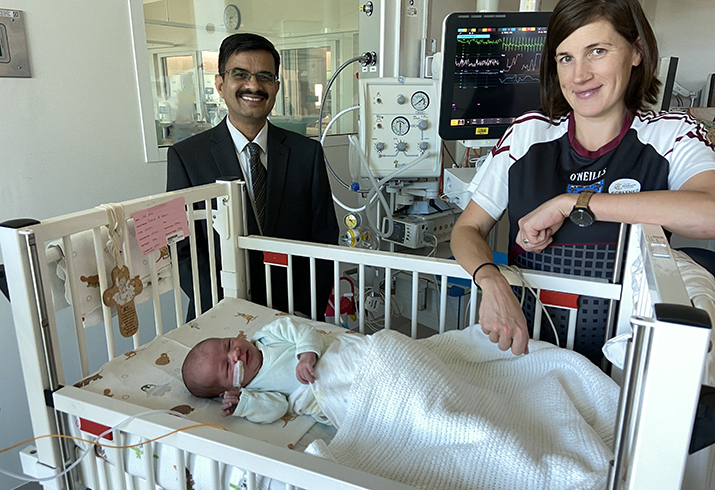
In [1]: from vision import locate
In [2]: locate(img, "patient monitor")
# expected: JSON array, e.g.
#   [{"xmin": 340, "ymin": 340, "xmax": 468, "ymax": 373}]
[{"xmin": 438, "ymin": 11, "xmax": 551, "ymax": 146}]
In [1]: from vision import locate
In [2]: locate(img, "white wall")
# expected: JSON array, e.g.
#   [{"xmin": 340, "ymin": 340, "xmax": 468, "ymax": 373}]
[
  {"xmin": 0, "ymin": 2, "xmax": 166, "ymax": 489},
  {"xmin": 645, "ymin": 0, "xmax": 715, "ymax": 93}
]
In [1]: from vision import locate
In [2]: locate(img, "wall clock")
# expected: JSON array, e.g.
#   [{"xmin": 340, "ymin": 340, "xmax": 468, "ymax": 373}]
[{"xmin": 224, "ymin": 4, "xmax": 241, "ymax": 31}]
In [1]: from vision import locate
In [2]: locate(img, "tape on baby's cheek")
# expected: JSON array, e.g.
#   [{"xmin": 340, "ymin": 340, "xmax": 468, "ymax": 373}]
[{"xmin": 233, "ymin": 360, "xmax": 244, "ymax": 387}]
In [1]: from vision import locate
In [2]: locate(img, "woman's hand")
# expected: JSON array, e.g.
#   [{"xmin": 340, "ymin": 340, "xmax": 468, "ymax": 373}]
[
  {"xmin": 220, "ymin": 390, "xmax": 241, "ymax": 417},
  {"xmin": 296, "ymin": 352, "xmax": 317, "ymax": 384},
  {"xmin": 517, "ymin": 194, "xmax": 574, "ymax": 253},
  {"xmin": 477, "ymin": 272, "xmax": 530, "ymax": 356}
]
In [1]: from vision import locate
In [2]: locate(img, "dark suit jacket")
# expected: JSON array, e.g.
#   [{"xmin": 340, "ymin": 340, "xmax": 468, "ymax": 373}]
[{"xmin": 166, "ymin": 118, "xmax": 339, "ymax": 321}]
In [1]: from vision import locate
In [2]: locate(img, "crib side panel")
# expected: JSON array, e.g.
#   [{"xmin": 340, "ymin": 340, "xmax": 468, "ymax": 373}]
[
  {"xmin": 238, "ymin": 235, "xmax": 622, "ymax": 343},
  {"xmin": 0, "ymin": 224, "xmax": 64, "ymax": 471},
  {"xmin": 54, "ymin": 387, "xmax": 419, "ymax": 490},
  {"xmin": 0, "ymin": 182, "xmax": 245, "ymax": 486},
  {"xmin": 610, "ymin": 224, "xmax": 713, "ymax": 490}
]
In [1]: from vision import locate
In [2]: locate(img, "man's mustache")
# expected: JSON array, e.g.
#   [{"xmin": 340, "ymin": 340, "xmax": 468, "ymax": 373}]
[{"xmin": 236, "ymin": 89, "xmax": 269, "ymax": 99}]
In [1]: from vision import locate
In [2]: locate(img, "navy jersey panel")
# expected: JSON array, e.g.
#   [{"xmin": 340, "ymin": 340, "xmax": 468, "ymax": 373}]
[{"xmin": 507, "ymin": 129, "xmax": 670, "ymax": 254}]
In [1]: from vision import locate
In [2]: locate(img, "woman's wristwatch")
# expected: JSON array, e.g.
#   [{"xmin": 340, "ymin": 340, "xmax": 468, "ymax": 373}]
[{"xmin": 569, "ymin": 190, "xmax": 596, "ymax": 227}]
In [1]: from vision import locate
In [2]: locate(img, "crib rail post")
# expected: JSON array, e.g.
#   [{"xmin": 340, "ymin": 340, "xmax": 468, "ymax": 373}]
[
  {"xmin": 608, "ymin": 223, "xmax": 713, "ymax": 490},
  {"xmin": 609, "ymin": 307, "xmax": 711, "ymax": 490},
  {"xmin": 215, "ymin": 179, "xmax": 247, "ymax": 300},
  {"xmin": 0, "ymin": 221, "xmax": 73, "ymax": 489}
]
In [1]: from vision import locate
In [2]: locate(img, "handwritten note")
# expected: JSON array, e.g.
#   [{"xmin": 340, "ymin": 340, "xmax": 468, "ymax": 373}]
[{"xmin": 133, "ymin": 197, "xmax": 190, "ymax": 256}]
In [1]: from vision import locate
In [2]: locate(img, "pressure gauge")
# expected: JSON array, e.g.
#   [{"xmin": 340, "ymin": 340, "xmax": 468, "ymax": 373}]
[
  {"xmin": 344, "ymin": 212, "xmax": 361, "ymax": 229},
  {"xmin": 411, "ymin": 91, "xmax": 429, "ymax": 111},
  {"xmin": 391, "ymin": 116, "xmax": 410, "ymax": 136}
]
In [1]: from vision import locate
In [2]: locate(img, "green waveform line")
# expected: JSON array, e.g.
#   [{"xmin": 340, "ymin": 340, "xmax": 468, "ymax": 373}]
[{"xmin": 457, "ymin": 37, "xmax": 544, "ymax": 51}]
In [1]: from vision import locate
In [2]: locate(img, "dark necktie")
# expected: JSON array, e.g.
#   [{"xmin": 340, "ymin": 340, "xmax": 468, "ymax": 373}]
[{"xmin": 246, "ymin": 142, "xmax": 267, "ymax": 229}]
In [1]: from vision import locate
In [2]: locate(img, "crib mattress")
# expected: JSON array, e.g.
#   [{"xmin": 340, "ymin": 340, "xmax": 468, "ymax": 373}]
[{"xmin": 73, "ymin": 297, "xmax": 345, "ymax": 449}]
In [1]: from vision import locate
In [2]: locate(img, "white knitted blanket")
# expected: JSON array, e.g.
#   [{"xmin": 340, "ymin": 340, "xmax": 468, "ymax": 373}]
[{"xmin": 307, "ymin": 326, "xmax": 619, "ymax": 490}]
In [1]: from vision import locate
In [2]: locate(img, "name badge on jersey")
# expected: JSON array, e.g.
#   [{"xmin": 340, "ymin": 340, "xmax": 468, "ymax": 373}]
[{"xmin": 609, "ymin": 178, "xmax": 641, "ymax": 194}]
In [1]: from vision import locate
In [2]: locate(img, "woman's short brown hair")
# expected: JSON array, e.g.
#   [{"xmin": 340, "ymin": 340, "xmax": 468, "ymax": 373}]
[{"xmin": 540, "ymin": 0, "xmax": 661, "ymax": 120}]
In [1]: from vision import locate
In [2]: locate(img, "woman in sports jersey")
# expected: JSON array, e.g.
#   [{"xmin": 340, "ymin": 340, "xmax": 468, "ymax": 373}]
[{"xmin": 451, "ymin": 0, "xmax": 715, "ymax": 360}]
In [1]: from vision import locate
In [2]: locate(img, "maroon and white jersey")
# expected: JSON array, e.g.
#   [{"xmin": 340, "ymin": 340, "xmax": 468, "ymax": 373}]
[{"xmin": 469, "ymin": 110, "xmax": 715, "ymax": 271}]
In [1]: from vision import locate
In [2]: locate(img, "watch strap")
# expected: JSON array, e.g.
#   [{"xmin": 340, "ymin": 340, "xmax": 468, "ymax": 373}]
[{"xmin": 574, "ymin": 190, "xmax": 596, "ymax": 209}]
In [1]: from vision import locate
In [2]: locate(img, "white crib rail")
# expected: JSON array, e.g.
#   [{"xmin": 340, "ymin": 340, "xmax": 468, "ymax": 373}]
[
  {"xmin": 1, "ymin": 181, "xmax": 246, "ymax": 488},
  {"xmin": 608, "ymin": 224, "xmax": 712, "ymax": 490},
  {"xmin": 237, "ymin": 234, "xmax": 623, "ymax": 338},
  {"xmin": 53, "ymin": 387, "xmax": 417, "ymax": 490}
]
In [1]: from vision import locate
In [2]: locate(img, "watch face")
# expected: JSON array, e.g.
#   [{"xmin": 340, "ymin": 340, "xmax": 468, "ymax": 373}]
[{"xmin": 570, "ymin": 208, "xmax": 595, "ymax": 227}]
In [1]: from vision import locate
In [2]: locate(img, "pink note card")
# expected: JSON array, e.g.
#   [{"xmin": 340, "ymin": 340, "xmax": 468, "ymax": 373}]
[{"xmin": 132, "ymin": 197, "xmax": 190, "ymax": 256}]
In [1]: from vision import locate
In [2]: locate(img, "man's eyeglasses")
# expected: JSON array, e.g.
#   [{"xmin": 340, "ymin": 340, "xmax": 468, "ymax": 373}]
[{"xmin": 221, "ymin": 67, "xmax": 278, "ymax": 83}]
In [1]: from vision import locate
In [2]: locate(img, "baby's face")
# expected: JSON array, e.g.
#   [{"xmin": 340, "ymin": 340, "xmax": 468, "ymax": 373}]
[{"xmin": 199, "ymin": 335, "xmax": 263, "ymax": 395}]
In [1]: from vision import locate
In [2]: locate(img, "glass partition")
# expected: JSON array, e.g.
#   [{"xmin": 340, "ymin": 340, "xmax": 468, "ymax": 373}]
[{"xmin": 142, "ymin": 0, "xmax": 358, "ymax": 146}]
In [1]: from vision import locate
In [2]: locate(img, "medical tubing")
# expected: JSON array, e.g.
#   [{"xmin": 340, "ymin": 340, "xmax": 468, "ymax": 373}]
[
  {"xmin": 366, "ymin": 151, "xmax": 431, "ymax": 207},
  {"xmin": 320, "ymin": 105, "xmax": 369, "ymax": 212},
  {"xmin": 320, "ymin": 105, "xmax": 359, "ymax": 147},
  {"xmin": 0, "ymin": 409, "xmax": 188, "ymax": 483},
  {"xmin": 359, "ymin": 147, "xmax": 432, "ymax": 238},
  {"xmin": 318, "ymin": 55, "xmax": 365, "ymax": 142},
  {"xmin": 322, "ymin": 105, "xmax": 361, "ymax": 190},
  {"xmin": 502, "ymin": 264, "xmax": 560, "ymax": 347},
  {"xmin": 348, "ymin": 135, "xmax": 394, "ymax": 238},
  {"xmin": 317, "ymin": 55, "xmax": 367, "ymax": 190}
]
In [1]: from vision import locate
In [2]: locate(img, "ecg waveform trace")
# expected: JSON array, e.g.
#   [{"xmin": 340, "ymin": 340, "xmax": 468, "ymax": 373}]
[
  {"xmin": 455, "ymin": 56, "xmax": 501, "ymax": 69},
  {"xmin": 456, "ymin": 35, "xmax": 545, "ymax": 52},
  {"xmin": 455, "ymin": 33, "xmax": 544, "ymax": 89}
]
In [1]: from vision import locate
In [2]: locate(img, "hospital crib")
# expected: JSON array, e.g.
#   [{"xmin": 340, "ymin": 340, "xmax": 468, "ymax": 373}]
[{"xmin": 1, "ymin": 179, "xmax": 714, "ymax": 490}]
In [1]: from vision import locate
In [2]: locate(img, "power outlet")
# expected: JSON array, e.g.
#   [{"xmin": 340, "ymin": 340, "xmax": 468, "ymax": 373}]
[{"xmin": 365, "ymin": 295, "xmax": 380, "ymax": 312}]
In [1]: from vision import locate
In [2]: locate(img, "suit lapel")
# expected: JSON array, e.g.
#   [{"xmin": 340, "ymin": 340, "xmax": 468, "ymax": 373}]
[
  {"xmin": 265, "ymin": 123, "xmax": 289, "ymax": 236},
  {"xmin": 210, "ymin": 118, "xmax": 245, "ymax": 181}
]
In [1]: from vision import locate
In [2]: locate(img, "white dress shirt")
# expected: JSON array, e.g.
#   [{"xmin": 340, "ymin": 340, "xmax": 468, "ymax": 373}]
[{"xmin": 226, "ymin": 119, "xmax": 269, "ymax": 230}]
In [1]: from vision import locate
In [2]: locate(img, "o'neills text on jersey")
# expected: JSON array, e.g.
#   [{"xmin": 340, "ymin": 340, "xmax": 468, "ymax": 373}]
[{"xmin": 570, "ymin": 169, "xmax": 606, "ymax": 182}]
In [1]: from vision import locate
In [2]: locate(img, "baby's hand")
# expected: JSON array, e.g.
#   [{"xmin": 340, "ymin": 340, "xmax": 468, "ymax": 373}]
[
  {"xmin": 296, "ymin": 352, "xmax": 317, "ymax": 384},
  {"xmin": 220, "ymin": 390, "xmax": 241, "ymax": 417}
]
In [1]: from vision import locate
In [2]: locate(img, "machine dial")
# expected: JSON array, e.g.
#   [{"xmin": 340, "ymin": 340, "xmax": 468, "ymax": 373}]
[
  {"xmin": 344, "ymin": 212, "xmax": 361, "ymax": 229},
  {"xmin": 391, "ymin": 116, "xmax": 410, "ymax": 136},
  {"xmin": 411, "ymin": 91, "xmax": 430, "ymax": 111}
]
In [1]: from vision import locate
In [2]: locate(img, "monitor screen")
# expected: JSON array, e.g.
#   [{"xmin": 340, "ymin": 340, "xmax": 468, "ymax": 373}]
[{"xmin": 438, "ymin": 11, "xmax": 551, "ymax": 142}]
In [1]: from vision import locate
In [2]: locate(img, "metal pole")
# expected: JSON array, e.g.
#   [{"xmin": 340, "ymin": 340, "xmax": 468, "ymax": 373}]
[
  {"xmin": 607, "ymin": 318, "xmax": 651, "ymax": 490},
  {"xmin": 21, "ymin": 230, "xmax": 74, "ymax": 490}
]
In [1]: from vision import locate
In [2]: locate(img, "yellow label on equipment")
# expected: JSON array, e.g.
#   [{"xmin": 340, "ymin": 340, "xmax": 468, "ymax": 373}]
[{"xmin": 475, "ymin": 127, "xmax": 489, "ymax": 135}]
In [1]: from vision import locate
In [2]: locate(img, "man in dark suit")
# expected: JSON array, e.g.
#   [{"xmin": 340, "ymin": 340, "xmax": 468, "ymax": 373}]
[{"xmin": 167, "ymin": 33, "xmax": 339, "ymax": 321}]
